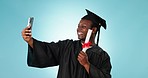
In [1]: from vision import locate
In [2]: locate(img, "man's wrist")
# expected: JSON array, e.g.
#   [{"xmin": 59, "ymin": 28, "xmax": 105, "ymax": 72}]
[
  {"xmin": 28, "ymin": 38, "xmax": 33, "ymax": 48},
  {"xmin": 84, "ymin": 63, "xmax": 90, "ymax": 68},
  {"xmin": 83, "ymin": 62, "xmax": 90, "ymax": 73}
]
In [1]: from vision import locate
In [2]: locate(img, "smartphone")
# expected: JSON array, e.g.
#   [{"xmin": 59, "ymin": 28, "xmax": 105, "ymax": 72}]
[{"xmin": 27, "ymin": 17, "xmax": 34, "ymax": 29}]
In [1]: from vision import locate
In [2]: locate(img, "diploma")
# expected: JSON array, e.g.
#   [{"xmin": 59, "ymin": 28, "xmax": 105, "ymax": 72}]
[{"xmin": 82, "ymin": 29, "xmax": 92, "ymax": 52}]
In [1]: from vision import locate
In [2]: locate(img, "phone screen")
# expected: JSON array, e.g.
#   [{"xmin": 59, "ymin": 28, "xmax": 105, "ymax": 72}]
[{"xmin": 28, "ymin": 17, "xmax": 34, "ymax": 28}]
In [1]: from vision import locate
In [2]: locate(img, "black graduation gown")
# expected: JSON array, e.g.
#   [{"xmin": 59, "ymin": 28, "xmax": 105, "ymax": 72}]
[{"xmin": 27, "ymin": 38, "xmax": 112, "ymax": 78}]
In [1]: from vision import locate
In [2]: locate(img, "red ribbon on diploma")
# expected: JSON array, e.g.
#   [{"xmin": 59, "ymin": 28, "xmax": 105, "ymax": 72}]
[{"xmin": 82, "ymin": 42, "xmax": 92, "ymax": 48}]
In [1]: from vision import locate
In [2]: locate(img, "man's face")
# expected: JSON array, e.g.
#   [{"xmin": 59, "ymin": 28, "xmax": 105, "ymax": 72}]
[{"xmin": 77, "ymin": 19, "xmax": 92, "ymax": 41}]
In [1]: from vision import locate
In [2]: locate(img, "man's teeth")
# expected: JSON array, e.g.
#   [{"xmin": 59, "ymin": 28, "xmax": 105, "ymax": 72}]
[{"xmin": 78, "ymin": 32, "xmax": 83, "ymax": 35}]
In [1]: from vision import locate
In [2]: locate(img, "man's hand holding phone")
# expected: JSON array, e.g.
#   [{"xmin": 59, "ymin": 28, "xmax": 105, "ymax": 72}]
[{"xmin": 21, "ymin": 17, "xmax": 34, "ymax": 48}]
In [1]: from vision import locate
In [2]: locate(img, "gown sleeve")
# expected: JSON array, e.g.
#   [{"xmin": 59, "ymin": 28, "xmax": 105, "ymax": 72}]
[
  {"xmin": 27, "ymin": 38, "xmax": 64, "ymax": 68},
  {"xmin": 89, "ymin": 50, "xmax": 112, "ymax": 78}
]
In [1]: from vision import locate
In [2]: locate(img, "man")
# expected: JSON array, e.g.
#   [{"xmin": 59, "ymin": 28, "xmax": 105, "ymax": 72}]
[{"xmin": 22, "ymin": 9, "xmax": 112, "ymax": 78}]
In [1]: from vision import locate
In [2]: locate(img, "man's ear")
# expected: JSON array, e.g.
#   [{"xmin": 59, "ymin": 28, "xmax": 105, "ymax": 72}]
[{"xmin": 92, "ymin": 27, "xmax": 97, "ymax": 34}]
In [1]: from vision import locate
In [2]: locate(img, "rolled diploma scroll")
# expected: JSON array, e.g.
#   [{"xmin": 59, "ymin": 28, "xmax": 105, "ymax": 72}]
[{"xmin": 82, "ymin": 29, "xmax": 92, "ymax": 52}]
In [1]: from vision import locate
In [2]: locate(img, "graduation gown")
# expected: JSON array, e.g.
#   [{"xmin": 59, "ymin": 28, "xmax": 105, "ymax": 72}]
[{"xmin": 27, "ymin": 38, "xmax": 112, "ymax": 78}]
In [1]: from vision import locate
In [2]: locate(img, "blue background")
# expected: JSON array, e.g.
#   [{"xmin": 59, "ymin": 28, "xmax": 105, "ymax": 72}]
[{"xmin": 0, "ymin": 0, "xmax": 148, "ymax": 78}]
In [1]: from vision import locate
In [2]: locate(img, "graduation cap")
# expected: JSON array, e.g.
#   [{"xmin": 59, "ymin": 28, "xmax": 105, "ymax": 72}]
[{"xmin": 81, "ymin": 9, "xmax": 107, "ymax": 46}]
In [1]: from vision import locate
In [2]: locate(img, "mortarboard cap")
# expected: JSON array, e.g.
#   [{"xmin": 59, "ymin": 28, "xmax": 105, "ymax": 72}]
[{"xmin": 82, "ymin": 9, "xmax": 107, "ymax": 45}]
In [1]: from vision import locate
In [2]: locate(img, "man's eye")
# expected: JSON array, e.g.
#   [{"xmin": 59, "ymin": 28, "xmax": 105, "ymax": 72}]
[{"xmin": 82, "ymin": 26, "xmax": 86, "ymax": 28}]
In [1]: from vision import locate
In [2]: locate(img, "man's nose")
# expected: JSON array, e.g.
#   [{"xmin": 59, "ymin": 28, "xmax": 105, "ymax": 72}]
[{"xmin": 77, "ymin": 26, "xmax": 82, "ymax": 31}]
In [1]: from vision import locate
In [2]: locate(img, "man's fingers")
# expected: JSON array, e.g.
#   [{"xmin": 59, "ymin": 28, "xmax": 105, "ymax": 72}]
[
  {"xmin": 22, "ymin": 31, "xmax": 32, "ymax": 36},
  {"xmin": 78, "ymin": 55, "xmax": 82, "ymax": 59},
  {"xmin": 24, "ymin": 26, "xmax": 31, "ymax": 33},
  {"xmin": 80, "ymin": 51, "xmax": 86, "ymax": 55},
  {"xmin": 22, "ymin": 27, "xmax": 32, "ymax": 35},
  {"xmin": 26, "ymin": 25, "xmax": 31, "ymax": 29},
  {"xmin": 24, "ymin": 35, "xmax": 31, "ymax": 38},
  {"xmin": 78, "ymin": 52, "xmax": 86, "ymax": 61},
  {"xmin": 22, "ymin": 26, "xmax": 31, "ymax": 33},
  {"xmin": 77, "ymin": 56, "xmax": 82, "ymax": 63},
  {"xmin": 25, "ymin": 33, "xmax": 32, "ymax": 36},
  {"xmin": 79, "ymin": 52, "xmax": 86, "ymax": 57},
  {"xmin": 25, "ymin": 30, "xmax": 31, "ymax": 33},
  {"xmin": 78, "ymin": 53, "xmax": 83, "ymax": 58}
]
